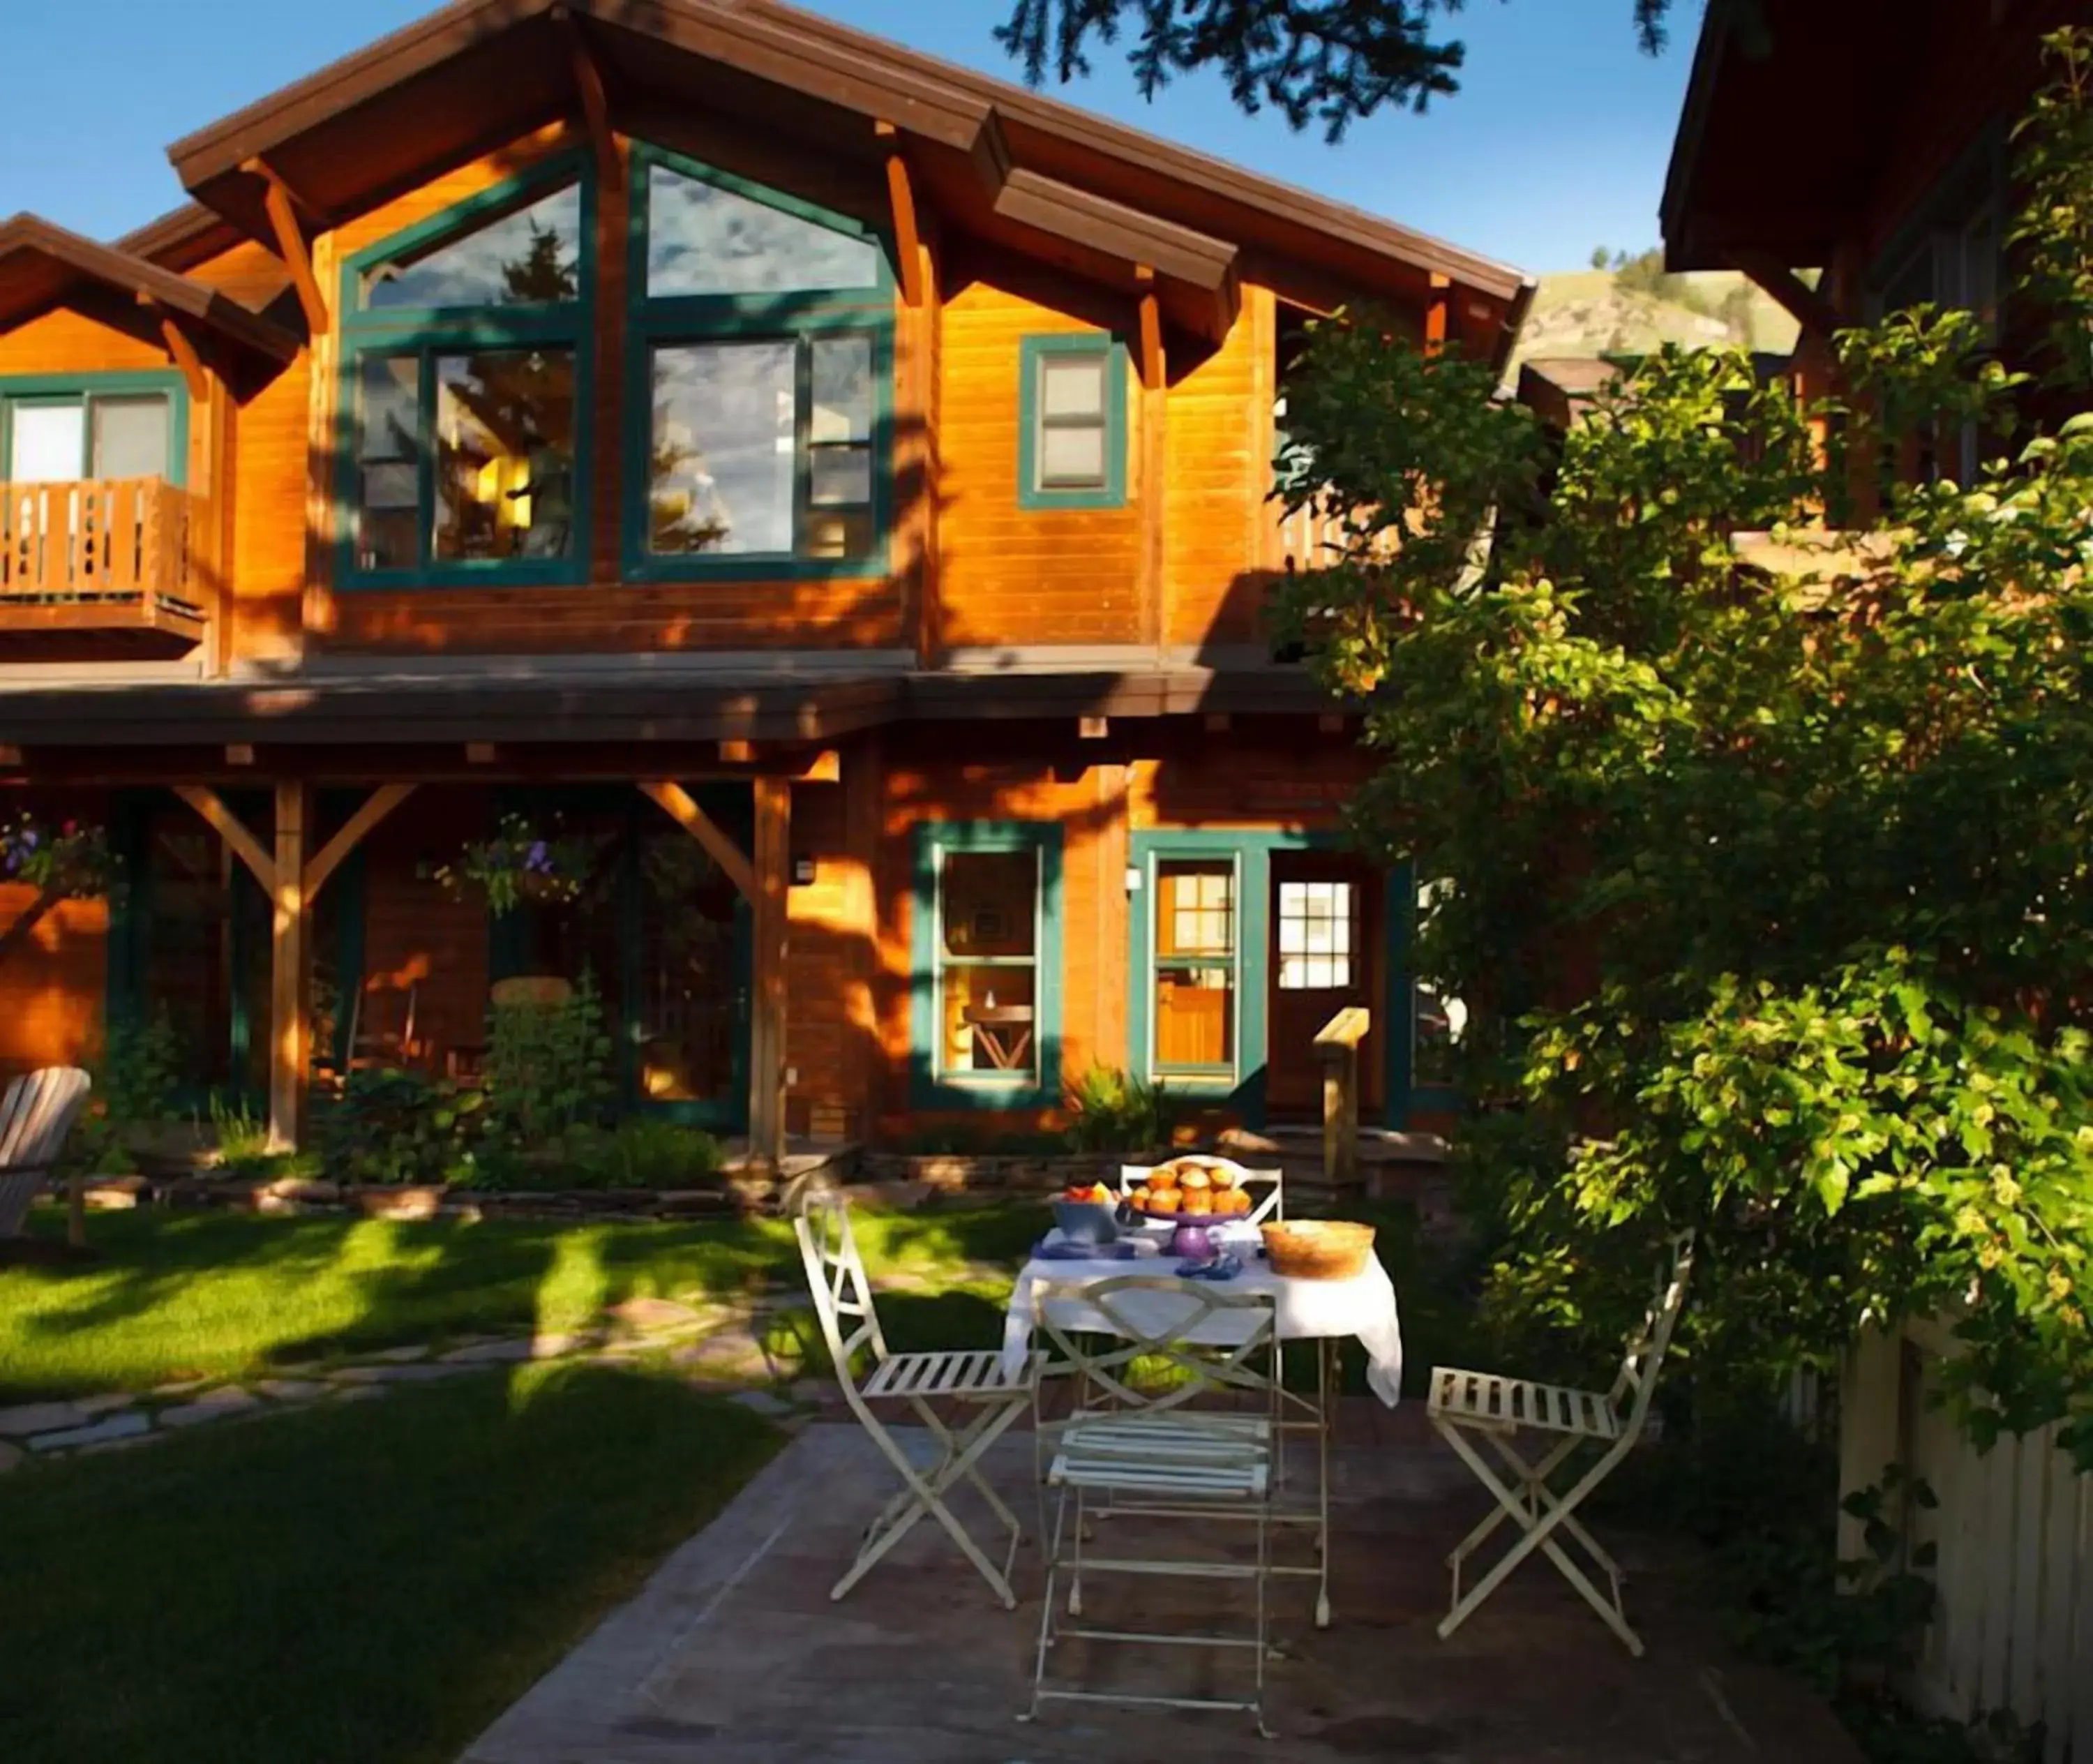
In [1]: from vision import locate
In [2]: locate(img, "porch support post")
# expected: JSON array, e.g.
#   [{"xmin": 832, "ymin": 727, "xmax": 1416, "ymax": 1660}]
[
  {"xmin": 242, "ymin": 157, "xmax": 329, "ymax": 338},
  {"xmin": 269, "ymin": 781, "xmax": 311, "ymax": 1151},
  {"xmin": 304, "ymin": 783, "xmax": 416, "ymax": 902},
  {"xmin": 172, "ymin": 785, "xmax": 274, "ymax": 890},
  {"xmin": 750, "ymin": 777, "xmax": 791, "ymax": 1169}
]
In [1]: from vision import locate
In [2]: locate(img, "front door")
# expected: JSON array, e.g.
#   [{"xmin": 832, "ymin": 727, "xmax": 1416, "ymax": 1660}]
[{"xmin": 1264, "ymin": 852, "xmax": 1378, "ymax": 1120}]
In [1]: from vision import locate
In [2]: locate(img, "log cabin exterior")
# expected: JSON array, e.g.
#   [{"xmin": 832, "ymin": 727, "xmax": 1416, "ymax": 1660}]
[
  {"xmin": 0, "ymin": 0, "xmax": 1532, "ymax": 1159},
  {"xmin": 1661, "ymin": 0, "xmax": 2093, "ymax": 464}
]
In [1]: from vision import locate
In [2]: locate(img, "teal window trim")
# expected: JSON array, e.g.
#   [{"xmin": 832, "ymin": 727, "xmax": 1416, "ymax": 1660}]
[
  {"xmin": 621, "ymin": 143, "xmax": 896, "ymax": 583},
  {"xmin": 910, "ymin": 821, "xmax": 1064, "ymax": 1112},
  {"xmin": 0, "ymin": 371, "xmax": 190, "ymax": 487},
  {"xmin": 333, "ymin": 152, "xmax": 596, "ymax": 592},
  {"xmin": 1017, "ymin": 332, "xmax": 1129, "ymax": 511},
  {"xmin": 1385, "ymin": 860, "xmax": 1461, "ymax": 1127}
]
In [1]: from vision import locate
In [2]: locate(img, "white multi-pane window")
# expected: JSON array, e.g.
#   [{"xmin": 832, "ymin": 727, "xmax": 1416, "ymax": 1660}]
[{"xmin": 1277, "ymin": 880, "xmax": 1355, "ymax": 990}]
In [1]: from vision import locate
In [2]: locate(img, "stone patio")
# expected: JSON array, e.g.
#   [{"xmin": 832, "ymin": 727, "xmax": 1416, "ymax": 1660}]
[{"xmin": 463, "ymin": 1406, "xmax": 1862, "ymax": 1763}]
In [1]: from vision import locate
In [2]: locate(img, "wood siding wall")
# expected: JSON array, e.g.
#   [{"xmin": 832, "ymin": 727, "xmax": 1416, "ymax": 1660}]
[
  {"xmin": 0, "ymin": 122, "xmax": 1373, "ymax": 666},
  {"xmin": 0, "ymin": 888, "xmax": 107, "ymax": 1077}
]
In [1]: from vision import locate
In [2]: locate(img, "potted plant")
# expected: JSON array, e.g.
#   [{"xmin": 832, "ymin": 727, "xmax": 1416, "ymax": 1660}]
[{"xmin": 433, "ymin": 812, "xmax": 592, "ymax": 915}]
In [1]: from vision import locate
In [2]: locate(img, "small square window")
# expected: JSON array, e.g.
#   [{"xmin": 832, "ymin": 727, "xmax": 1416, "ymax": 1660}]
[{"xmin": 1020, "ymin": 337, "xmax": 1124, "ymax": 509}]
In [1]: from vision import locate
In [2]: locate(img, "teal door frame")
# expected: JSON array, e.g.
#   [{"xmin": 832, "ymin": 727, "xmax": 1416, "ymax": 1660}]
[{"xmin": 1128, "ymin": 830, "xmax": 1419, "ymax": 1128}]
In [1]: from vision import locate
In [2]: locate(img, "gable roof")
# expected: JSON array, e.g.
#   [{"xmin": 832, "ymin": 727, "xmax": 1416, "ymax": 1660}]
[
  {"xmin": 0, "ymin": 214, "xmax": 301, "ymax": 368},
  {"xmin": 161, "ymin": 0, "xmax": 1531, "ymax": 361}
]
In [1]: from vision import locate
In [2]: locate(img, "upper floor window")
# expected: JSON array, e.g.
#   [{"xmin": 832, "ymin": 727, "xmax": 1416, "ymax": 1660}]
[
  {"xmin": 1018, "ymin": 334, "xmax": 1127, "ymax": 510},
  {"xmin": 627, "ymin": 148, "xmax": 892, "ymax": 578},
  {"xmin": 339, "ymin": 158, "xmax": 593, "ymax": 587},
  {"xmin": 1, "ymin": 378, "xmax": 181, "ymax": 486}
]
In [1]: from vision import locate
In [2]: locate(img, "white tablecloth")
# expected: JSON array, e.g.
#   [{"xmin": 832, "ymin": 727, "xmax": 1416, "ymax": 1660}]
[{"xmin": 999, "ymin": 1225, "xmax": 1405, "ymax": 1406}]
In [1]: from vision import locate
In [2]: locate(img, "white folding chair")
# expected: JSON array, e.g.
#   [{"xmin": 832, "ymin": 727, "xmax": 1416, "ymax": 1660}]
[
  {"xmin": 1118, "ymin": 1155, "xmax": 1284, "ymax": 1224},
  {"xmin": 793, "ymin": 1189, "xmax": 1039, "ymax": 1608},
  {"xmin": 0, "ymin": 1067, "xmax": 92, "ymax": 1238},
  {"xmin": 1023, "ymin": 1274, "xmax": 1280, "ymax": 1737},
  {"xmin": 1427, "ymin": 1230, "xmax": 1695, "ymax": 1656}
]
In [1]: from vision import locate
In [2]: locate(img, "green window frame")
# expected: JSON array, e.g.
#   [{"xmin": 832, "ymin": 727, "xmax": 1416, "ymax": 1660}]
[
  {"xmin": 910, "ymin": 821, "xmax": 1064, "ymax": 1111},
  {"xmin": 622, "ymin": 144, "xmax": 895, "ymax": 583},
  {"xmin": 334, "ymin": 153, "xmax": 597, "ymax": 591},
  {"xmin": 0, "ymin": 371, "xmax": 189, "ymax": 487},
  {"xmin": 1017, "ymin": 332, "xmax": 1129, "ymax": 511},
  {"xmin": 1388, "ymin": 861, "xmax": 1462, "ymax": 1122}
]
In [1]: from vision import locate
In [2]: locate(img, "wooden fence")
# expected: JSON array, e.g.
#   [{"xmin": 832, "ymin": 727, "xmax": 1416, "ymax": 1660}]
[{"xmin": 1838, "ymin": 1320, "xmax": 2093, "ymax": 1760}]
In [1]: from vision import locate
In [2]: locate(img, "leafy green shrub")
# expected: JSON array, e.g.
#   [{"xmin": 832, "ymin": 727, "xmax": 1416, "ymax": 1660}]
[
  {"xmin": 1063, "ymin": 1065, "xmax": 1175, "ymax": 1154},
  {"xmin": 71, "ymin": 1014, "xmax": 183, "ymax": 1174},
  {"xmin": 563, "ymin": 1119, "xmax": 726, "ymax": 1190},
  {"xmin": 483, "ymin": 973, "xmax": 614, "ymax": 1144},
  {"xmin": 313, "ymin": 1068, "xmax": 486, "ymax": 1186}
]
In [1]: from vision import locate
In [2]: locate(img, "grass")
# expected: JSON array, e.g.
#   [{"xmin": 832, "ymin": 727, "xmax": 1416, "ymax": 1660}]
[
  {"xmin": 1, "ymin": 1202, "xmax": 1043, "ymax": 1400},
  {"xmin": 0, "ymin": 1363, "xmax": 780, "ymax": 1764}
]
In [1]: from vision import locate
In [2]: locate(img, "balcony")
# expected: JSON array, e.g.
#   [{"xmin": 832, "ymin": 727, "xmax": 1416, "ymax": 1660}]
[{"xmin": 0, "ymin": 478, "xmax": 211, "ymax": 659}]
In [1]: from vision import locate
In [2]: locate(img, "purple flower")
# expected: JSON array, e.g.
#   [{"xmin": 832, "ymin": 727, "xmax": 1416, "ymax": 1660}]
[{"xmin": 525, "ymin": 839, "xmax": 552, "ymax": 874}]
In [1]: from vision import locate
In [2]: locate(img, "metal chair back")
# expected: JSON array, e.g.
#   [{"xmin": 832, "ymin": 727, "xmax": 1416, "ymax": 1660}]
[
  {"xmin": 794, "ymin": 1189, "xmax": 890, "ymax": 1401},
  {"xmin": 1607, "ymin": 1230, "xmax": 1696, "ymax": 1434},
  {"xmin": 1032, "ymin": 1273, "xmax": 1278, "ymax": 1421}
]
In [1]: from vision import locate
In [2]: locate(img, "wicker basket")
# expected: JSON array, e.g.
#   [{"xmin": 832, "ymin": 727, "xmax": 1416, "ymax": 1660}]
[{"xmin": 1260, "ymin": 1220, "xmax": 1376, "ymax": 1281}]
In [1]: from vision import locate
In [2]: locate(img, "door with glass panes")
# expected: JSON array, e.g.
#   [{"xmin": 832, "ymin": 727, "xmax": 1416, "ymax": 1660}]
[{"xmin": 1265, "ymin": 852, "xmax": 1379, "ymax": 1119}]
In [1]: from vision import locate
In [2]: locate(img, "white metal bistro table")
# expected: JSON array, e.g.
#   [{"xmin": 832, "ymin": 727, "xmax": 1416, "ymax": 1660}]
[{"xmin": 1000, "ymin": 1220, "xmax": 1403, "ymax": 1626}]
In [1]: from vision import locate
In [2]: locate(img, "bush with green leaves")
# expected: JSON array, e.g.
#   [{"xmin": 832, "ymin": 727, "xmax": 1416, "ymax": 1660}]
[
  {"xmin": 1063, "ymin": 1064, "xmax": 1176, "ymax": 1154},
  {"xmin": 1273, "ymin": 29, "xmax": 2093, "ymax": 1465},
  {"xmin": 481, "ymin": 973, "xmax": 615, "ymax": 1145},
  {"xmin": 70, "ymin": 1014, "xmax": 183, "ymax": 1175},
  {"xmin": 562, "ymin": 1119, "xmax": 726, "ymax": 1190},
  {"xmin": 313, "ymin": 1067, "xmax": 487, "ymax": 1187}
]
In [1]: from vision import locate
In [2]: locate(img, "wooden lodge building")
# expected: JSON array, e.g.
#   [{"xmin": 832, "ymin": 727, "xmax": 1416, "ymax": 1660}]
[{"xmin": 0, "ymin": 0, "xmax": 1531, "ymax": 1160}]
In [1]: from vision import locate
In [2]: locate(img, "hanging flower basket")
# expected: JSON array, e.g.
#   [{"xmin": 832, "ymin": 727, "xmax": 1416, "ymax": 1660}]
[
  {"xmin": 1, "ymin": 813, "xmax": 123, "ymax": 901},
  {"xmin": 435, "ymin": 813, "xmax": 592, "ymax": 916}
]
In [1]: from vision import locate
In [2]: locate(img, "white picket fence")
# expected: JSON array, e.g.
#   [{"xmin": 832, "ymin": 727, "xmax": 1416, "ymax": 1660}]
[{"xmin": 1838, "ymin": 1318, "xmax": 2093, "ymax": 1761}]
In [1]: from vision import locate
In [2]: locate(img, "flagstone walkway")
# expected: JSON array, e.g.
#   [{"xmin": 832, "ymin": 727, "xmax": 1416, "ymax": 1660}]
[{"xmin": 0, "ymin": 1288, "xmax": 827, "ymax": 1472}]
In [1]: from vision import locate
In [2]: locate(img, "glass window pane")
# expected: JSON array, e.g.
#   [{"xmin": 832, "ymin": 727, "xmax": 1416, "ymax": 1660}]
[
  {"xmin": 1041, "ymin": 357, "xmax": 1105, "ymax": 419},
  {"xmin": 809, "ymin": 446, "xmax": 871, "ymax": 509},
  {"xmin": 1278, "ymin": 917, "xmax": 1306, "ymax": 955},
  {"xmin": 1156, "ymin": 962, "xmax": 1233, "ymax": 1070},
  {"xmin": 1040, "ymin": 424, "xmax": 1105, "ymax": 487},
  {"xmin": 649, "ymin": 341, "xmax": 795, "ymax": 555},
  {"xmin": 811, "ymin": 336, "xmax": 873, "ymax": 443},
  {"xmin": 647, "ymin": 165, "xmax": 880, "ymax": 297},
  {"xmin": 1159, "ymin": 862, "xmax": 1233, "ymax": 959},
  {"xmin": 90, "ymin": 396, "xmax": 170, "ymax": 481},
  {"xmin": 939, "ymin": 851, "xmax": 1037, "ymax": 959},
  {"xmin": 433, "ymin": 348, "xmax": 577, "ymax": 562},
  {"xmin": 355, "ymin": 356, "xmax": 420, "ymax": 571},
  {"xmin": 939, "ymin": 964, "xmax": 1037, "ymax": 1077},
  {"xmin": 364, "ymin": 184, "xmax": 581, "ymax": 310},
  {"xmin": 7, "ymin": 403, "xmax": 84, "ymax": 482}
]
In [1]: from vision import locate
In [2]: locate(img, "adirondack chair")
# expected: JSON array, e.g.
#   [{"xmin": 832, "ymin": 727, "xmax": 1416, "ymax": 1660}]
[{"xmin": 0, "ymin": 1067, "xmax": 93, "ymax": 1238}]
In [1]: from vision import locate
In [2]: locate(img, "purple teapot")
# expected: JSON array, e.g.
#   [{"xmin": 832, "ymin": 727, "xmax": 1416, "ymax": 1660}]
[{"xmin": 1167, "ymin": 1220, "xmax": 1217, "ymax": 1264}]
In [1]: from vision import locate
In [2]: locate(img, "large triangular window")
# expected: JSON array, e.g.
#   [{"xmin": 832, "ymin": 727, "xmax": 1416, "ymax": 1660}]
[
  {"xmin": 360, "ymin": 181, "xmax": 584, "ymax": 313},
  {"xmin": 643, "ymin": 165, "xmax": 881, "ymax": 299}
]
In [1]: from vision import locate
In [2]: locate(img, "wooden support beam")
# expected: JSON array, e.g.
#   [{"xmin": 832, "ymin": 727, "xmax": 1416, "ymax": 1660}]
[
  {"xmin": 269, "ymin": 781, "xmax": 311, "ymax": 1151},
  {"xmin": 225, "ymin": 744, "xmax": 255, "ymax": 767},
  {"xmin": 1136, "ymin": 267, "xmax": 1164, "ymax": 391},
  {"xmin": 1731, "ymin": 251, "xmax": 1846, "ymax": 343},
  {"xmin": 0, "ymin": 889, "xmax": 63, "ymax": 969},
  {"xmin": 799, "ymin": 748, "xmax": 842, "ymax": 784},
  {"xmin": 172, "ymin": 784, "xmax": 274, "ymax": 889},
  {"xmin": 142, "ymin": 297, "xmax": 209, "ymax": 403},
  {"xmin": 303, "ymin": 783, "xmax": 417, "ymax": 902},
  {"xmin": 465, "ymin": 742, "xmax": 497, "ymax": 765},
  {"xmin": 560, "ymin": 10, "xmax": 622, "ymax": 189},
  {"xmin": 636, "ymin": 781, "xmax": 758, "ymax": 902},
  {"xmin": 1424, "ymin": 271, "xmax": 1451, "ymax": 357},
  {"xmin": 243, "ymin": 157, "xmax": 328, "ymax": 338},
  {"xmin": 876, "ymin": 120, "xmax": 925, "ymax": 308},
  {"xmin": 717, "ymin": 739, "xmax": 755, "ymax": 765},
  {"xmin": 749, "ymin": 777, "xmax": 792, "ymax": 1169},
  {"xmin": 1136, "ymin": 265, "xmax": 1166, "ymax": 651}
]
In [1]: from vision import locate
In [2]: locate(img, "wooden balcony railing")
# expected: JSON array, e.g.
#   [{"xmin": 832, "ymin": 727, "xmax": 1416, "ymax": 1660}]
[
  {"xmin": 1314, "ymin": 1005, "xmax": 1372, "ymax": 1189},
  {"xmin": 0, "ymin": 477, "xmax": 211, "ymax": 652}
]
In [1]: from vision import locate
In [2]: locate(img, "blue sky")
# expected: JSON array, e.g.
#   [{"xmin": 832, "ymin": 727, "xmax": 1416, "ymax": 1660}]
[{"xmin": 0, "ymin": 0, "xmax": 1695, "ymax": 276}]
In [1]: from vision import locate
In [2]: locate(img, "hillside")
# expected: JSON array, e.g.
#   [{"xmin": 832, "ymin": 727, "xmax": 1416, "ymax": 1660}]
[{"xmin": 1510, "ymin": 267, "xmax": 1799, "ymax": 378}]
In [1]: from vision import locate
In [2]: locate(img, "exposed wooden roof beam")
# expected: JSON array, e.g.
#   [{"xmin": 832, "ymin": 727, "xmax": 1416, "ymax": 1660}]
[
  {"xmin": 140, "ymin": 295, "xmax": 210, "ymax": 402},
  {"xmin": 1731, "ymin": 251, "xmax": 1847, "ymax": 343},
  {"xmin": 1135, "ymin": 265, "xmax": 1163, "ymax": 391},
  {"xmin": 875, "ymin": 119, "xmax": 925, "ymax": 308},
  {"xmin": 556, "ymin": 7, "xmax": 622, "ymax": 188},
  {"xmin": 241, "ymin": 157, "xmax": 327, "ymax": 337},
  {"xmin": 1424, "ymin": 271, "xmax": 1450, "ymax": 357}
]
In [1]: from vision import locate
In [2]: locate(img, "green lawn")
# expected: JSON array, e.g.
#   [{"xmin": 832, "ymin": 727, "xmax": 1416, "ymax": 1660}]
[
  {"xmin": 1, "ymin": 1202, "xmax": 1041, "ymax": 1400},
  {"xmin": 0, "ymin": 1363, "xmax": 780, "ymax": 1764}
]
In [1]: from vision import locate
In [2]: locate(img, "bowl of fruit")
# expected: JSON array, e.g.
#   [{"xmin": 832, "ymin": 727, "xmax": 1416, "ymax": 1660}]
[{"xmin": 1053, "ymin": 1181, "xmax": 1121, "ymax": 1246}]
